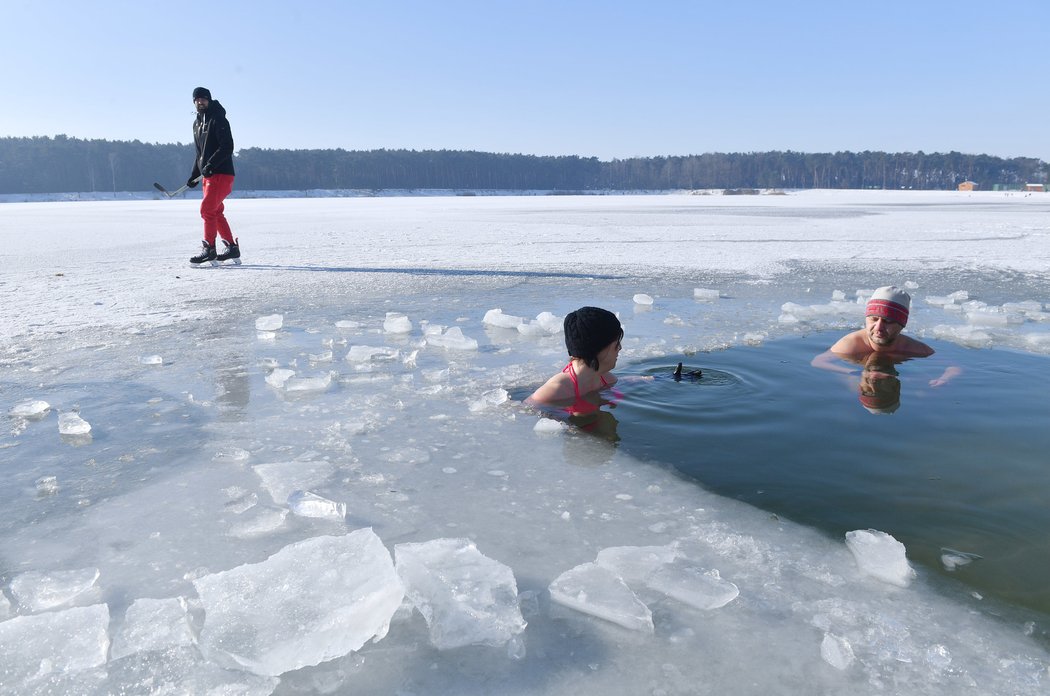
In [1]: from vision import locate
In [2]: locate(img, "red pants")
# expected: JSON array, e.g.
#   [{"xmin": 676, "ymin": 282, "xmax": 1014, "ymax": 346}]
[{"xmin": 200, "ymin": 174, "xmax": 235, "ymax": 245}]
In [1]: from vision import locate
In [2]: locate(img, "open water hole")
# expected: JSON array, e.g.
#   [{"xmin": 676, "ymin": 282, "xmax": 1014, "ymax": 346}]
[{"xmin": 568, "ymin": 333, "xmax": 1050, "ymax": 616}]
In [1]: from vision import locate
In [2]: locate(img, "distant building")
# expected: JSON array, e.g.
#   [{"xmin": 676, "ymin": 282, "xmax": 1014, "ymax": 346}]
[
  {"xmin": 1024, "ymin": 183, "xmax": 1045, "ymax": 192},
  {"xmin": 957, "ymin": 181, "xmax": 978, "ymax": 191}
]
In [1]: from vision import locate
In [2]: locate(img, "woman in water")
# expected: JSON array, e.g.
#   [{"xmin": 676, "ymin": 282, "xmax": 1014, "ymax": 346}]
[{"xmin": 527, "ymin": 306, "xmax": 623, "ymax": 415}]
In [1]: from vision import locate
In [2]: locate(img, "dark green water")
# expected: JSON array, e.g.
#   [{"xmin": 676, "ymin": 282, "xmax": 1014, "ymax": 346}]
[{"xmin": 598, "ymin": 334, "xmax": 1050, "ymax": 616}]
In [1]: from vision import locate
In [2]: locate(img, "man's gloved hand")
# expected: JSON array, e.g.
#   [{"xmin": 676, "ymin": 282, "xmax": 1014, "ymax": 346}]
[
  {"xmin": 201, "ymin": 163, "xmax": 215, "ymax": 177},
  {"xmin": 186, "ymin": 176, "xmax": 199, "ymax": 188}
]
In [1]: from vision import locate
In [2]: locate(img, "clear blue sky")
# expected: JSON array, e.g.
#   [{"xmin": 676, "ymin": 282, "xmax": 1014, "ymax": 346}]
[{"xmin": 3, "ymin": 1, "xmax": 1047, "ymax": 161}]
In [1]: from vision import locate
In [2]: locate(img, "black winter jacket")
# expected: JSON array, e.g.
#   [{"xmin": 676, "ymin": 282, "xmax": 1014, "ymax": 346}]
[{"xmin": 190, "ymin": 99, "xmax": 235, "ymax": 179}]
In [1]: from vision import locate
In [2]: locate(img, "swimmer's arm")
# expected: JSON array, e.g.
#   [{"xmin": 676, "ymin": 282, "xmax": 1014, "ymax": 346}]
[
  {"xmin": 614, "ymin": 375, "xmax": 655, "ymax": 383},
  {"xmin": 929, "ymin": 365, "xmax": 962, "ymax": 388},
  {"xmin": 811, "ymin": 349, "xmax": 859, "ymax": 374}
]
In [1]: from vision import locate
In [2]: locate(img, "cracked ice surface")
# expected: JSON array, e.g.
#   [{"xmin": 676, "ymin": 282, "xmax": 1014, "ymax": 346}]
[{"xmin": 1, "ymin": 192, "xmax": 1049, "ymax": 695}]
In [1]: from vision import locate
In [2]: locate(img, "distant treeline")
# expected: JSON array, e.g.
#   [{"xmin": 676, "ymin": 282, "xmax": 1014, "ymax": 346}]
[{"xmin": 1, "ymin": 135, "xmax": 1046, "ymax": 193}]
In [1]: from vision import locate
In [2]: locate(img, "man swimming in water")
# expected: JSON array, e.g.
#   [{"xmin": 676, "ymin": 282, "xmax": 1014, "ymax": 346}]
[{"xmin": 812, "ymin": 285, "xmax": 960, "ymax": 386}]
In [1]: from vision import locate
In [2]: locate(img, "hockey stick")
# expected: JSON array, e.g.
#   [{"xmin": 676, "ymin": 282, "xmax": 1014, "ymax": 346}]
[{"xmin": 153, "ymin": 176, "xmax": 201, "ymax": 198}]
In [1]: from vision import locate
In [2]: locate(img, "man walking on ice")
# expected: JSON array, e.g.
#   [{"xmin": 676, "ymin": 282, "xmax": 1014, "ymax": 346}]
[{"xmin": 187, "ymin": 86, "xmax": 240, "ymax": 265}]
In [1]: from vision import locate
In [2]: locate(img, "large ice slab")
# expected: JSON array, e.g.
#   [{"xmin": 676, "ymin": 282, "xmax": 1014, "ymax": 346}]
[
  {"xmin": 9, "ymin": 567, "xmax": 100, "ymax": 611},
  {"xmin": 110, "ymin": 596, "xmax": 195, "ymax": 660},
  {"xmin": 107, "ymin": 647, "xmax": 279, "ymax": 696},
  {"xmin": 252, "ymin": 460, "xmax": 337, "ymax": 505},
  {"xmin": 57, "ymin": 411, "xmax": 91, "ymax": 435},
  {"xmin": 9, "ymin": 399, "xmax": 50, "ymax": 417},
  {"xmin": 394, "ymin": 538, "xmax": 527, "ymax": 650},
  {"xmin": 645, "ymin": 560, "xmax": 739, "ymax": 610},
  {"xmin": 0, "ymin": 604, "xmax": 109, "ymax": 686},
  {"xmin": 548, "ymin": 561, "xmax": 654, "ymax": 633},
  {"xmin": 193, "ymin": 529, "xmax": 404, "ymax": 676},
  {"xmin": 595, "ymin": 543, "xmax": 679, "ymax": 584}
]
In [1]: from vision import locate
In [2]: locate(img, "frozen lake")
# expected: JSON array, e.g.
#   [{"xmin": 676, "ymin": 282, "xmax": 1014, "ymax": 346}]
[{"xmin": 1, "ymin": 191, "xmax": 1049, "ymax": 694}]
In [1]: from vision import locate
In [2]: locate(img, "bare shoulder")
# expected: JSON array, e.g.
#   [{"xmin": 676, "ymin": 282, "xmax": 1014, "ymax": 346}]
[
  {"xmin": 527, "ymin": 372, "xmax": 574, "ymax": 405},
  {"xmin": 828, "ymin": 330, "xmax": 867, "ymax": 355},
  {"xmin": 901, "ymin": 335, "xmax": 935, "ymax": 357}
]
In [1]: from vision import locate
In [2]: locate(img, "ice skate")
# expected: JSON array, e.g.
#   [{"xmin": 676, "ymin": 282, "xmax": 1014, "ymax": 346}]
[
  {"xmin": 190, "ymin": 241, "xmax": 218, "ymax": 266},
  {"xmin": 216, "ymin": 237, "xmax": 241, "ymax": 265}
]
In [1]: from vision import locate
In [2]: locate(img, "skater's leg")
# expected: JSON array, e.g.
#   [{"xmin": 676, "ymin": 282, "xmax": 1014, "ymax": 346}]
[
  {"xmin": 199, "ymin": 174, "xmax": 235, "ymax": 244},
  {"xmin": 201, "ymin": 174, "xmax": 235, "ymax": 245}
]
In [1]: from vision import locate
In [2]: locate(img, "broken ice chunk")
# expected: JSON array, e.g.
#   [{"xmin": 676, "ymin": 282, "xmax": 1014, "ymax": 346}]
[
  {"xmin": 288, "ymin": 490, "xmax": 347, "ymax": 520},
  {"xmin": 139, "ymin": 355, "xmax": 163, "ymax": 365},
  {"xmin": 940, "ymin": 548, "xmax": 983, "ymax": 572},
  {"xmin": 227, "ymin": 507, "xmax": 288, "ymax": 538},
  {"xmin": 284, "ymin": 373, "xmax": 333, "ymax": 393},
  {"xmin": 483, "ymin": 308, "xmax": 525, "ymax": 329},
  {"xmin": 193, "ymin": 530, "xmax": 404, "ymax": 677},
  {"xmin": 533, "ymin": 418, "xmax": 568, "ymax": 434},
  {"xmin": 265, "ymin": 368, "xmax": 295, "ymax": 389},
  {"xmin": 0, "ymin": 604, "xmax": 109, "ymax": 685},
  {"xmin": 845, "ymin": 529, "xmax": 915, "ymax": 587},
  {"xmin": 548, "ymin": 562, "xmax": 653, "ymax": 633},
  {"xmin": 36, "ymin": 475, "xmax": 59, "ymax": 495},
  {"xmin": 633, "ymin": 293, "xmax": 654, "ymax": 305},
  {"xmin": 518, "ymin": 311, "xmax": 563, "ymax": 336},
  {"xmin": 693, "ymin": 288, "xmax": 720, "ymax": 301},
  {"xmin": 106, "ymin": 646, "xmax": 279, "ymax": 695},
  {"xmin": 346, "ymin": 345, "xmax": 401, "ymax": 363},
  {"xmin": 595, "ymin": 544, "xmax": 679, "ymax": 585},
  {"xmin": 383, "ymin": 312, "xmax": 413, "ymax": 333},
  {"xmin": 425, "ymin": 326, "xmax": 479, "ymax": 351},
  {"xmin": 821, "ymin": 632, "xmax": 855, "ymax": 670},
  {"xmin": 394, "ymin": 538, "xmax": 527, "ymax": 650},
  {"xmin": 644, "ymin": 561, "xmax": 739, "ymax": 610},
  {"xmin": 9, "ymin": 567, "xmax": 100, "ymax": 611},
  {"xmin": 252, "ymin": 460, "xmax": 336, "ymax": 504},
  {"xmin": 10, "ymin": 399, "xmax": 51, "ymax": 417},
  {"xmin": 110, "ymin": 597, "xmax": 194, "ymax": 660},
  {"xmin": 58, "ymin": 412, "xmax": 91, "ymax": 435},
  {"xmin": 255, "ymin": 314, "xmax": 283, "ymax": 331},
  {"xmin": 469, "ymin": 388, "xmax": 509, "ymax": 412}
]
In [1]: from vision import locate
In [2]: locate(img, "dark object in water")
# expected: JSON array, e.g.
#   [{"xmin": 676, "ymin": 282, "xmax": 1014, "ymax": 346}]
[{"xmin": 673, "ymin": 362, "xmax": 703, "ymax": 381}]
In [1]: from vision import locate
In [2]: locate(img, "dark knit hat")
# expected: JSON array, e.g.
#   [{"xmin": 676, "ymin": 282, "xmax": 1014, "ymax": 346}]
[
  {"xmin": 192, "ymin": 87, "xmax": 212, "ymax": 101},
  {"xmin": 564, "ymin": 307, "xmax": 623, "ymax": 370}
]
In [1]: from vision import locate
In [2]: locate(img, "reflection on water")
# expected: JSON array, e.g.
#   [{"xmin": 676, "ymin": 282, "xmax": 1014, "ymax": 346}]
[
  {"xmin": 857, "ymin": 354, "xmax": 902, "ymax": 414},
  {"xmin": 602, "ymin": 334, "xmax": 1050, "ymax": 617}
]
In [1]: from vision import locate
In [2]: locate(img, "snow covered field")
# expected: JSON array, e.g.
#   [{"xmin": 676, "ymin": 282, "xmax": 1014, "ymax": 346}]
[{"xmin": 1, "ymin": 190, "xmax": 1049, "ymax": 694}]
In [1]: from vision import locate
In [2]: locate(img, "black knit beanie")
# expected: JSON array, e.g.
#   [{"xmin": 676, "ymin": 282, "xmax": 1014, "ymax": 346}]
[
  {"xmin": 564, "ymin": 307, "xmax": 623, "ymax": 370},
  {"xmin": 192, "ymin": 87, "xmax": 212, "ymax": 101}
]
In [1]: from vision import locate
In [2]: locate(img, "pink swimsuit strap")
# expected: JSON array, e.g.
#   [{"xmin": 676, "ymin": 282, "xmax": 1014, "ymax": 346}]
[{"xmin": 563, "ymin": 362, "xmax": 610, "ymax": 399}]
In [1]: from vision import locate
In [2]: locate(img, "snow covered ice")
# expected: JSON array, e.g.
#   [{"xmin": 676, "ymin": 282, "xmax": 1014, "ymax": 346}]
[{"xmin": 1, "ymin": 191, "xmax": 1050, "ymax": 694}]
